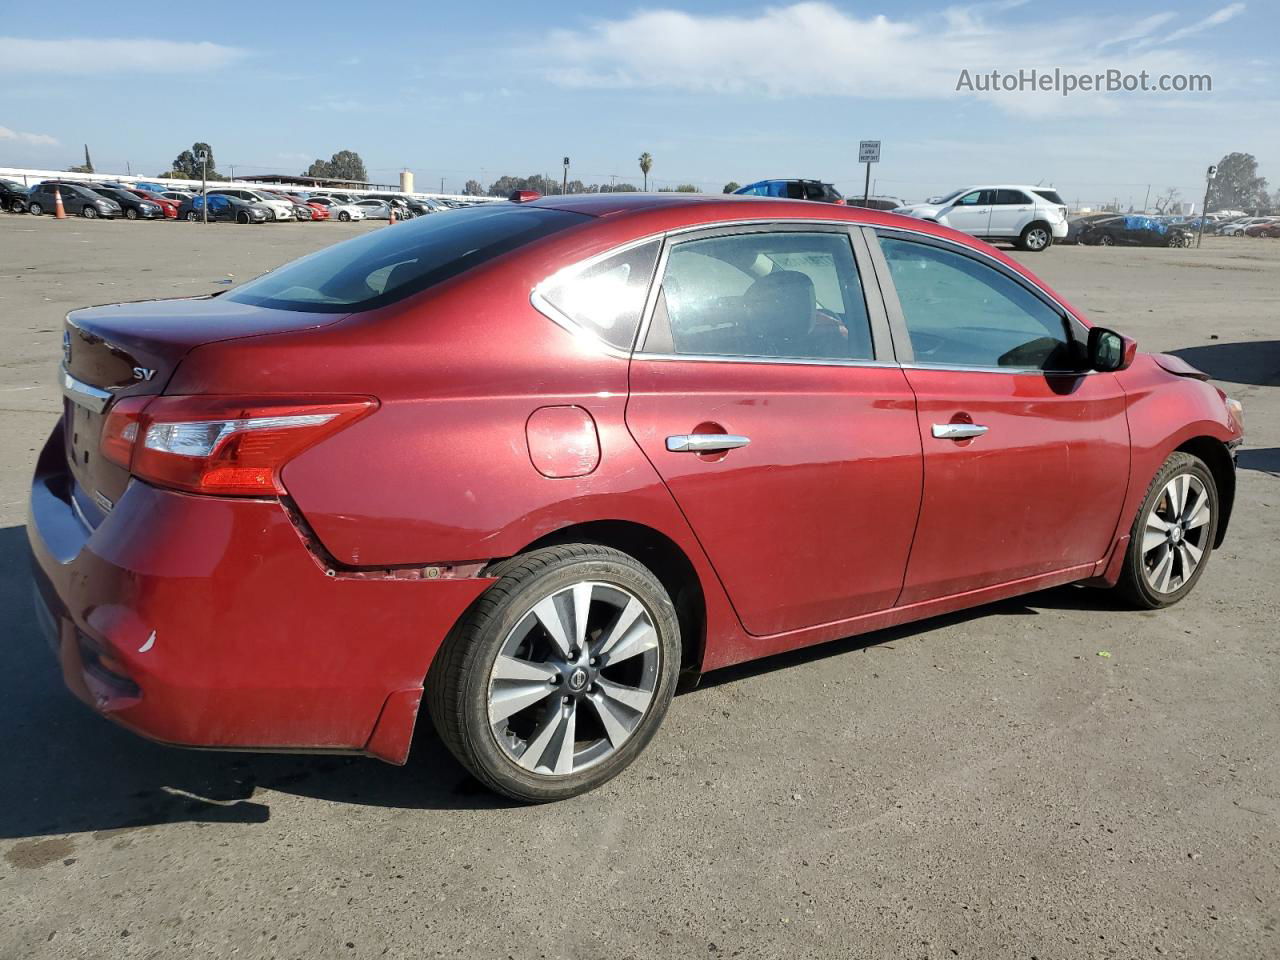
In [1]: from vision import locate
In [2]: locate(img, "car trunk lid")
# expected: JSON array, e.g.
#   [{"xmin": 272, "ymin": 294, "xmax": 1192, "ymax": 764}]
[{"xmin": 62, "ymin": 296, "xmax": 348, "ymax": 521}]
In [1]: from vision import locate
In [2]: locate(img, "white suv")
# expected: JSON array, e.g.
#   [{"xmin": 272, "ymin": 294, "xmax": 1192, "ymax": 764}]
[{"xmin": 893, "ymin": 185, "xmax": 1069, "ymax": 251}]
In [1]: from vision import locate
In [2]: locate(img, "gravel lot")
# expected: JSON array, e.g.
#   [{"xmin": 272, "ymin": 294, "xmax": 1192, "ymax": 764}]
[{"xmin": 1, "ymin": 215, "xmax": 1277, "ymax": 960}]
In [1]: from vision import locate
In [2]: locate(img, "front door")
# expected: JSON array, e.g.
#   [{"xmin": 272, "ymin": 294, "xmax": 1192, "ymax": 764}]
[
  {"xmin": 941, "ymin": 189, "xmax": 993, "ymax": 236},
  {"xmin": 626, "ymin": 226, "xmax": 923, "ymax": 636},
  {"xmin": 872, "ymin": 231, "xmax": 1130, "ymax": 603}
]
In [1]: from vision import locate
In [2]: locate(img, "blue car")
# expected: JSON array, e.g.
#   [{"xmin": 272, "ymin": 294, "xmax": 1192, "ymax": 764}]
[
  {"xmin": 177, "ymin": 193, "xmax": 271, "ymax": 224},
  {"xmin": 733, "ymin": 179, "xmax": 845, "ymax": 203}
]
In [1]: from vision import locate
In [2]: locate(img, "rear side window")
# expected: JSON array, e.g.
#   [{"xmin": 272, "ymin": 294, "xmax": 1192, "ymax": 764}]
[
  {"xmin": 536, "ymin": 240, "xmax": 660, "ymax": 351},
  {"xmin": 994, "ymin": 189, "xmax": 1031, "ymax": 204},
  {"xmin": 644, "ymin": 231, "xmax": 874, "ymax": 361},
  {"xmin": 1033, "ymin": 189, "xmax": 1065, "ymax": 206},
  {"xmin": 226, "ymin": 205, "xmax": 586, "ymax": 313}
]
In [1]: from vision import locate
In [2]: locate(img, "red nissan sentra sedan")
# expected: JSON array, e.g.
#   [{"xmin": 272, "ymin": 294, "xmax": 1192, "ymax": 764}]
[{"xmin": 29, "ymin": 194, "xmax": 1244, "ymax": 801}]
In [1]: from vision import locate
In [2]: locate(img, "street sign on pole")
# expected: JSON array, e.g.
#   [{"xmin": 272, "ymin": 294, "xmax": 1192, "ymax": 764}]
[{"xmin": 858, "ymin": 140, "xmax": 880, "ymax": 206}]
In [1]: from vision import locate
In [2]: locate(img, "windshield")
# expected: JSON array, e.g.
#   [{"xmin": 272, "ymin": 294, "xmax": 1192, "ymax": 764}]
[
  {"xmin": 225, "ymin": 204, "xmax": 586, "ymax": 313},
  {"xmin": 931, "ymin": 188, "xmax": 967, "ymax": 205}
]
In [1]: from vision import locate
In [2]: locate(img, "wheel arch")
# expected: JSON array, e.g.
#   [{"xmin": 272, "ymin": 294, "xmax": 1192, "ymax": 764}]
[
  {"xmin": 499, "ymin": 519, "xmax": 707, "ymax": 678},
  {"xmin": 1176, "ymin": 436, "xmax": 1236, "ymax": 547}
]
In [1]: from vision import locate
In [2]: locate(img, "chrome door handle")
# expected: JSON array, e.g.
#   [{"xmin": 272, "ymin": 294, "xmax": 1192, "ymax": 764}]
[
  {"xmin": 932, "ymin": 423, "xmax": 989, "ymax": 440},
  {"xmin": 666, "ymin": 434, "xmax": 751, "ymax": 453}
]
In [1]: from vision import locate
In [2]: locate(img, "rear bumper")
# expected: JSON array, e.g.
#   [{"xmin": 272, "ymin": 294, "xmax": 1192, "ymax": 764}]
[
  {"xmin": 27, "ymin": 423, "xmax": 490, "ymax": 762},
  {"xmin": 1051, "ymin": 220, "xmax": 1069, "ymax": 239}
]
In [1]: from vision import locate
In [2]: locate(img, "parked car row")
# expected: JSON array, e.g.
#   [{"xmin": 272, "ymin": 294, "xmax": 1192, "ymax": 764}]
[{"xmin": 1, "ymin": 178, "xmax": 478, "ymax": 224}]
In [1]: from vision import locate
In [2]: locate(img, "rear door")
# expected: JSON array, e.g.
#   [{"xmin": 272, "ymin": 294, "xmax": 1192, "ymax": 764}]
[
  {"xmin": 868, "ymin": 229, "xmax": 1129, "ymax": 602},
  {"xmin": 625, "ymin": 224, "xmax": 923, "ymax": 636},
  {"xmin": 989, "ymin": 189, "xmax": 1034, "ymax": 237}
]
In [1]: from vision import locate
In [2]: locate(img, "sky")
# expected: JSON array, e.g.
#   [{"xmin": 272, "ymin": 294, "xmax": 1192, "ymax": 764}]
[{"xmin": 1, "ymin": 1, "xmax": 1275, "ymax": 206}]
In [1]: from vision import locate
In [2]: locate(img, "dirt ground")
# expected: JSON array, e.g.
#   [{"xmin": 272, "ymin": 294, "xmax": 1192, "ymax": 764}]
[{"xmin": 1, "ymin": 215, "xmax": 1277, "ymax": 960}]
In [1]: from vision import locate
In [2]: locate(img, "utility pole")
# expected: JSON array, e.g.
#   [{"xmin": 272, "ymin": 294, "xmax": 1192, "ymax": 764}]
[
  {"xmin": 1197, "ymin": 164, "xmax": 1216, "ymax": 248},
  {"xmin": 440, "ymin": 176, "xmax": 445, "ymax": 193},
  {"xmin": 230, "ymin": 164, "xmax": 236, "ymax": 181},
  {"xmin": 1142, "ymin": 184, "xmax": 1151, "ymax": 213},
  {"xmin": 199, "ymin": 151, "xmax": 208, "ymax": 225}
]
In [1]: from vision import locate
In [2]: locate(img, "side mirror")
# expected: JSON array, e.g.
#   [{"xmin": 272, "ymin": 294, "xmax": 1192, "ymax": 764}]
[{"xmin": 1088, "ymin": 327, "xmax": 1137, "ymax": 372}]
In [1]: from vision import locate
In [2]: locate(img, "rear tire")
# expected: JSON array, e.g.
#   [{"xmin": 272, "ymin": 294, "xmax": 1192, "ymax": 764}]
[
  {"xmin": 28, "ymin": 202, "xmax": 43, "ymax": 216},
  {"xmin": 426, "ymin": 544, "xmax": 681, "ymax": 803},
  {"xmin": 1019, "ymin": 222, "xmax": 1052, "ymax": 251},
  {"xmin": 1117, "ymin": 452, "xmax": 1219, "ymax": 609},
  {"xmin": 1099, "ymin": 234, "xmax": 1115, "ymax": 246}
]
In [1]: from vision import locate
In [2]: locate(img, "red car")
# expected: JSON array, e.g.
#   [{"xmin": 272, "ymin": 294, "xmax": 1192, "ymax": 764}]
[
  {"xmin": 1243, "ymin": 220, "xmax": 1280, "ymax": 238},
  {"xmin": 129, "ymin": 189, "xmax": 179, "ymax": 219},
  {"xmin": 29, "ymin": 194, "xmax": 1243, "ymax": 802},
  {"xmin": 269, "ymin": 191, "xmax": 330, "ymax": 221}
]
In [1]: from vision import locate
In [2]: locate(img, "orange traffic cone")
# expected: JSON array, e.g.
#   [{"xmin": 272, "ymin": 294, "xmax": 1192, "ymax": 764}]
[
  {"xmin": 388, "ymin": 205, "xmax": 397, "ymax": 225},
  {"xmin": 54, "ymin": 187, "xmax": 67, "ymax": 219}
]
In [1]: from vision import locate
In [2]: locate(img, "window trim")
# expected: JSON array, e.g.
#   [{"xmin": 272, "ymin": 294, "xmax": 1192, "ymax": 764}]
[
  {"xmin": 633, "ymin": 221, "xmax": 895, "ymax": 366},
  {"xmin": 867, "ymin": 225, "xmax": 1091, "ymax": 375}
]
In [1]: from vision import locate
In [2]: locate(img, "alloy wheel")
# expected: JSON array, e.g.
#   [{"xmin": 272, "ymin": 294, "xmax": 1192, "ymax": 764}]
[
  {"xmin": 487, "ymin": 581, "xmax": 660, "ymax": 776},
  {"xmin": 1141, "ymin": 474, "xmax": 1211, "ymax": 594},
  {"xmin": 1026, "ymin": 227, "xmax": 1049, "ymax": 250}
]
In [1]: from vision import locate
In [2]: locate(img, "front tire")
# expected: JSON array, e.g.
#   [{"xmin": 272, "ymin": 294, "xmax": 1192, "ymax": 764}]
[
  {"xmin": 237, "ymin": 212, "xmax": 249, "ymax": 224},
  {"xmin": 125, "ymin": 208, "xmax": 138, "ymax": 220},
  {"xmin": 338, "ymin": 211, "xmax": 351, "ymax": 222},
  {"xmin": 1118, "ymin": 452, "xmax": 1218, "ymax": 609},
  {"xmin": 28, "ymin": 202, "xmax": 43, "ymax": 216},
  {"xmin": 426, "ymin": 544, "xmax": 681, "ymax": 802},
  {"xmin": 1019, "ymin": 222, "xmax": 1052, "ymax": 251},
  {"xmin": 82, "ymin": 205, "xmax": 98, "ymax": 219}
]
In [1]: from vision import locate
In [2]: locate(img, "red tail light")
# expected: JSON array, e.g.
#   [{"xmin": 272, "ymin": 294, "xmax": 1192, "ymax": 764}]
[
  {"xmin": 510, "ymin": 190, "xmax": 541, "ymax": 203},
  {"xmin": 834, "ymin": 198, "xmax": 847, "ymax": 205},
  {"xmin": 100, "ymin": 396, "xmax": 376, "ymax": 496}
]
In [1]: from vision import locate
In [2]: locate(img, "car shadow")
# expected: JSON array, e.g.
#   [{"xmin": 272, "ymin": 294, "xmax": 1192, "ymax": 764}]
[
  {"xmin": 0, "ymin": 517, "xmax": 1135, "ymax": 840},
  {"xmin": 1237, "ymin": 447, "xmax": 1280, "ymax": 477},
  {"xmin": 1170, "ymin": 341, "xmax": 1280, "ymax": 387}
]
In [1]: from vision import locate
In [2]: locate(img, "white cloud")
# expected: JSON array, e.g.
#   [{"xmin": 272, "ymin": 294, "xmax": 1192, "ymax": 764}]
[
  {"xmin": 1138, "ymin": 2, "xmax": 1245, "ymax": 48},
  {"xmin": 0, "ymin": 36, "xmax": 246, "ymax": 74},
  {"xmin": 0, "ymin": 124, "xmax": 58, "ymax": 146},
  {"xmin": 541, "ymin": 2, "xmax": 1241, "ymax": 115}
]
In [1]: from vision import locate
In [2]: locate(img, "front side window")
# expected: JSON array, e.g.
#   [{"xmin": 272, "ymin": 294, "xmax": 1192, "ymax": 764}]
[
  {"xmin": 953, "ymin": 191, "xmax": 983, "ymax": 206},
  {"xmin": 879, "ymin": 237, "xmax": 1074, "ymax": 370},
  {"xmin": 644, "ymin": 231, "xmax": 874, "ymax": 361},
  {"xmin": 536, "ymin": 240, "xmax": 660, "ymax": 350},
  {"xmin": 226, "ymin": 205, "xmax": 586, "ymax": 313}
]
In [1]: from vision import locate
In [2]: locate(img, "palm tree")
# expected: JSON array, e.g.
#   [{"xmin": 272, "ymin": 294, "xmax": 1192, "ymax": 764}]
[{"xmin": 639, "ymin": 152, "xmax": 653, "ymax": 191}]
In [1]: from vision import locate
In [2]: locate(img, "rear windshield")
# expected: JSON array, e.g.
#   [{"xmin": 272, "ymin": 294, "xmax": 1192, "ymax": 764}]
[
  {"xmin": 1033, "ymin": 189, "xmax": 1065, "ymax": 206},
  {"xmin": 226, "ymin": 204, "xmax": 586, "ymax": 313}
]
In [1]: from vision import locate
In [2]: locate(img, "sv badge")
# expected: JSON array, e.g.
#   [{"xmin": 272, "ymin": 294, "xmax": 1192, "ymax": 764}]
[{"xmin": 132, "ymin": 366, "xmax": 156, "ymax": 381}]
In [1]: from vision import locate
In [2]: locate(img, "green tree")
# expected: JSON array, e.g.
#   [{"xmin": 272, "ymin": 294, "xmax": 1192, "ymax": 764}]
[
  {"xmin": 171, "ymin": 142, "xmax": 220, "ymax": 180},
  {"xmin": 638, "ymin": 152, "xmax": 653, "ymax": 191},
  {"xmin": 463, "ymin": 179, "xmax": 484, "ymax": 195},
  {"xmin": 1206, "ymin": 153, "xmax": 1269, "ymax": 212},
  {"xmin": 723, "ymin": 181, "xmax": 740, "ymax": 193},
  {"xmin": 675, "ymin": 183, "xmax": 699, "ymax": 193},
  {"xmin": 305, "ymin": 150, "xmax": 368, "ymax": 182}
]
